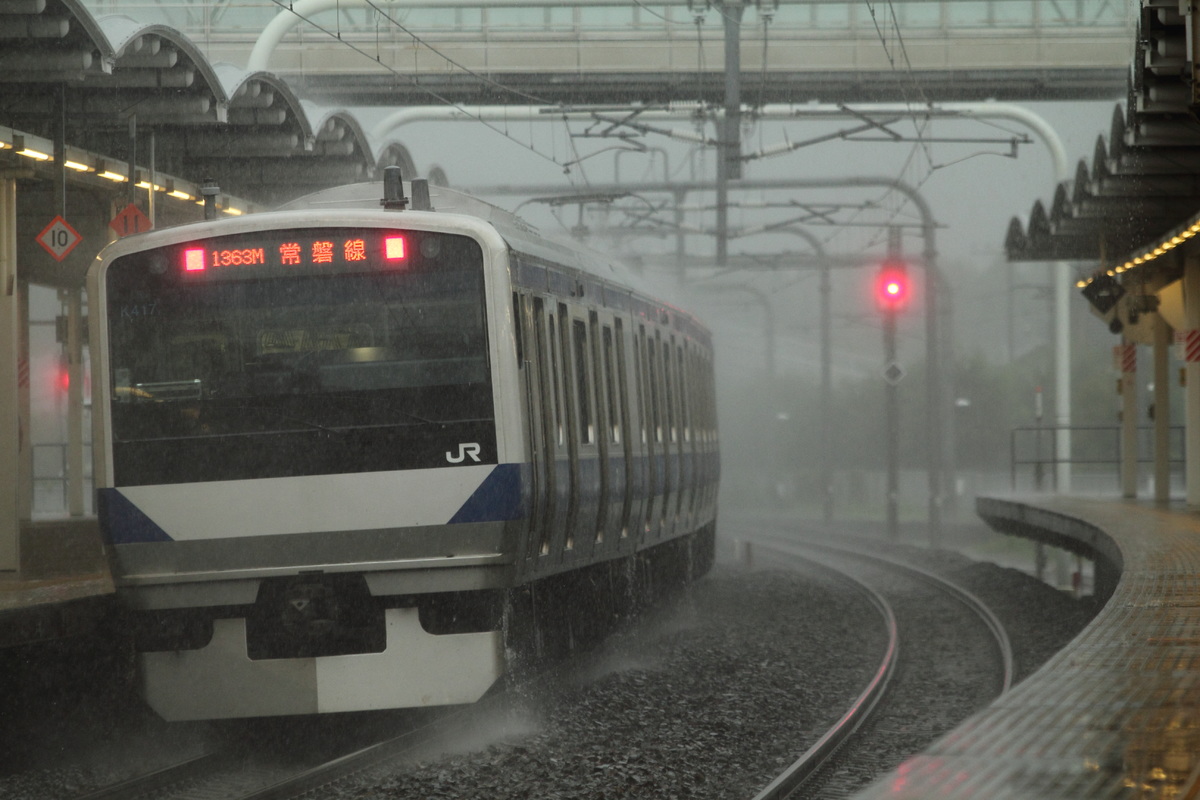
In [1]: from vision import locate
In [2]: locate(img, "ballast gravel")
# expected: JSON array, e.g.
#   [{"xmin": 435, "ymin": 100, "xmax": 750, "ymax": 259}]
[
  {"xmin": 340, "ymin": 547, "xmax": 1095, "ymax": 800},
  {"xmin": 0, "ymin": 532, "xmax": 1097, "ymax": 800}
]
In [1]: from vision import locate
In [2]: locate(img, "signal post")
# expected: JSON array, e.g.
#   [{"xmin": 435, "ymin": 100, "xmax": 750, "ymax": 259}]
[{"xmin": 876, "ymin": 228, "xmax": 910, "ymax": 541}]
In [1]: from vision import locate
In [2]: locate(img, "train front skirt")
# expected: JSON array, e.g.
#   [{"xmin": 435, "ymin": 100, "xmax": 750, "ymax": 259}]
[{"xmin": 142, "ymin": 608, "xmax": 503, "ymax": 720}]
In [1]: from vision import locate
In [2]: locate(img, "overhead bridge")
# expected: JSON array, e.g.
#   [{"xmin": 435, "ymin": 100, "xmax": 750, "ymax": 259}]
[{"xmin": 80, "ymin": 0, "xmax": 1131, "ymax": 104}]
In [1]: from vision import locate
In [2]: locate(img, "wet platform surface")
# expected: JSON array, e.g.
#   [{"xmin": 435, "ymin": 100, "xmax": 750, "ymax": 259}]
[
  {"xmin": 0, "ymin": 518, "xmax": 114, "ymax": 647},
  {"xmin": 854, "ymin": 496, "xmax": 1200, "ymax": 799}
]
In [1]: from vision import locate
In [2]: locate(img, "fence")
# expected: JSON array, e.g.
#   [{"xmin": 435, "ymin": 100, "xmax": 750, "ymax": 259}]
[
  {"xmin": 32, "ymin": 443, "xmax": 93, "ymax": 517},
  {"xmin": 1009, "ymin": 424, "xmax": 1185, "ymax": 492}
]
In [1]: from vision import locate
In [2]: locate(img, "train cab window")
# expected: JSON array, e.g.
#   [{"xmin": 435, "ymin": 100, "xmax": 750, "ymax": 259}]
[
  {"xmin": 103, "ymin": 227, "xmax": 494, "ymax": 486},
  {"xmin": 572, "ymin": 319, "xmax": 594, "ymax": 445}
]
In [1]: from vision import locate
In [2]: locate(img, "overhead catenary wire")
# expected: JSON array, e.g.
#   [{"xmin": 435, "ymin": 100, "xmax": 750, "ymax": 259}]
[{"xmin": 265, "ymin": 0, "xmax": 587, "ymax": 180}]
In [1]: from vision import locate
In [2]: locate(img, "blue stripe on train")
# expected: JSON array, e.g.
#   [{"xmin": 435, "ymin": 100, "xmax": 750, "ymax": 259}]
[
  {"xmin": 98, "ymin": 453, "xmax": 713, "ymax": 545},
  {"xmin": 97, "ymin": 488, "xmax": 174, "ymax": 544},
  {"xmin": 447, "ymin": 463, "xmax": 527, "ymax": 524}
]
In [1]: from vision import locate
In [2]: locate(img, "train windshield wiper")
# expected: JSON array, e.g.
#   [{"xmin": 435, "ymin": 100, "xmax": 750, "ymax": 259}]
[{"xmin": 232, "ymin": 406, "xmax": 345, "ymax": 436}]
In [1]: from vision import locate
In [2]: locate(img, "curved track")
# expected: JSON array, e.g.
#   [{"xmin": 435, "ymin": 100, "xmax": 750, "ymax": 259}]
[
  {"xmin": 749, "ymin": 534, "xmax": 1015, "ymax": 800},
  {"xmin": 70, "ymin": 533, "xmax": 1015, "ymax": 800}
]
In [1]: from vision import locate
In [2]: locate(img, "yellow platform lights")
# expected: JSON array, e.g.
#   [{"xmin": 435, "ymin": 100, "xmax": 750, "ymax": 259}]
[
  {"xmin": 1077, "ymin": 218, "xmax": 1200, "ymax": 291},
  {"xmin": 0, "ymin": 127, "xmax": 253, "ymax": 217}
]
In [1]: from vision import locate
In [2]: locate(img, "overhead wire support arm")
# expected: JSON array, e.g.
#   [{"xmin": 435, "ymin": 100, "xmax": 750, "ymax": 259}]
[
  {"xmin": 838, "ymin": 103, "xmax": 906, "ymax": 139},
  {"xmin": 741, "ymin": 118, "xmax": 904, "ymax": 161},
  {"xmin": 741, "ymin": 120, "xmax": 1033, "ymax": 162},
  {"xmin": 587, "ymin": 112, "xmax": 720, "ymax": 146}
]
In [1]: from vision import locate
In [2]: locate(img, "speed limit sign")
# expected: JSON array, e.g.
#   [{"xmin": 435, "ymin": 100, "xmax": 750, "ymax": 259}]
[{"xmin": 36, "ymin": 216, "xmax": 82, "ymax": 262}]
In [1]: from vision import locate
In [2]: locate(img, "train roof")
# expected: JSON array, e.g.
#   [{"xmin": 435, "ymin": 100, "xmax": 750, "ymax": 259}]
[
  {"xmin": 280, "ymin": 179, "xmax": 708, "ymax": 339},
  {"xmin": 279, "ymin": 179, "xmax": 627, "ymax": 281}
]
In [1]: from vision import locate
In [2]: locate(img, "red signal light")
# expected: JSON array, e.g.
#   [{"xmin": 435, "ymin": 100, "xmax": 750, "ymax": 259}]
[{"xmin": 875, "ymin": 262, "xmax": 910, "ymax": 312}]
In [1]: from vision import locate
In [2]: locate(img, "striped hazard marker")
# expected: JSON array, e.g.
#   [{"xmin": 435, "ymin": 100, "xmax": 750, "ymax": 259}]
[
  {"xmin": 1113, "ymin": 343, "xmax": 1136, "ymax": 373},
  {"xmin": 1184, "ymin": 330, "xmax": 1200, "ymax": 363}
]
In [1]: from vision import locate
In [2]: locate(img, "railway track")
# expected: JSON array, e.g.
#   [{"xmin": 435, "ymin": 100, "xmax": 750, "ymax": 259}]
[
  {"xmin": 748, "ymin": 534, "xmax": 1015, "ymax": 800},
  {"xmin": 71, "ymin": 702, "xmax": 503, "ymax": 800},
  {"xmin": 60, "ymin": 532, "xmax": 1033, "ymax": 800}
]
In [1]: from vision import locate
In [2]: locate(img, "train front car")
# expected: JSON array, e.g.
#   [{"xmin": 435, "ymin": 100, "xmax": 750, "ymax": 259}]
[{"xmin": 89, "ymin": 210, "xmax": 522, "ymax": 720}]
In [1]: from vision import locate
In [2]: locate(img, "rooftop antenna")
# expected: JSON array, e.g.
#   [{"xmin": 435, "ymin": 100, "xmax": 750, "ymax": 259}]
[
  {"xmin": 201, "ymin": 178, "xmax": 219, "ymax": 220},
  {"xmin": 381, "ymin": 165, "xmax": 408, "ymax": 211},
  {"xmin": 411, "ymin": 178, "xmax": 433, "ymax": 211}
]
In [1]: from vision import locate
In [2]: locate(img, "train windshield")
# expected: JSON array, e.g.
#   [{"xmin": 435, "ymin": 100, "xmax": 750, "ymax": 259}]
[{"xmin": 104, "ymin": 227, "xmax": 495, "ymax": 486}]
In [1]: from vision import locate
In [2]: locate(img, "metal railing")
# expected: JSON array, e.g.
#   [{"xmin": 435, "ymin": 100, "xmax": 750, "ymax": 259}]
[
  {"xmin": 32, "ymin": 443, "xmax": 93, "ymax": 516},
  {"xmin": 1009, "ymin": 424, "xmax": 1184, "ymax": 492}
]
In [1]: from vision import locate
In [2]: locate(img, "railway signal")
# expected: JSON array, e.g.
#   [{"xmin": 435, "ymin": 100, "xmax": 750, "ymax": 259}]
[
  {"xmin": 874, "ymin": 260, "xmax": 911, "ymax": 313},
  {"xmin": 876, "ymin": 235, "xmax": 908, "ymax": 543}
]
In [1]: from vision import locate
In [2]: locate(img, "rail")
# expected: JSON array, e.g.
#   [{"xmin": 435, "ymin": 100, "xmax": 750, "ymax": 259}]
[
  {"xmin": 747, "ymin": 533, "xmax": 1015, "ymax": 799},
  {"xmin": 749, "ymin": 540, "xmax": 900, "ymax": 800}
]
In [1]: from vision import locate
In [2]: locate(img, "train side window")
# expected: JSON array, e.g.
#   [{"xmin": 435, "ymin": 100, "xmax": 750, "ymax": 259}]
[
  {"xmin": 547, "ymin": 309, "xmax": 565, "ymax": 447},
  {"xmin": 678, "ymin": 343, "xmax": 690, "ymax": 443},
  {"xmin": 532, "ymin": 297, "xmax": 555, "ymax": 557},
  {"xmin": 663, "ymin": 339, "xmax": 676, "ymax": 444},
  {"xmin": 613, "ymin": 320, "xmax": 632, "ymax": 538},
  {"xmin": 635, "ymin": 325, "xmax": 648, "ymax": 446},
  {"xmin": 647, "ymin": 334, "xmax": 662, "ymax": 444},
  {"xmin": 572, "ymin": 319, "xmax": 594, "ymax": 445},
  {"xmin": 558, "ymin": 304, "xmax": 576, "ymax": 551},
  {"xmin": 602, "ymin": 325, "xmax": 620, "ymax": 444},
  {"xmin": 700, "ymin": 355, "xmax": 710, "ymax": 443},
  {"xmin": 589, "ymin": 313, "xmax": 609, "ymax": 450},
  {"xmin": 558, "ymin": 305, "xmax": 576, "ymax": 445},
  {"xmin": 512, "ymin": 293, "xmax": 524, "ymax": 366}
]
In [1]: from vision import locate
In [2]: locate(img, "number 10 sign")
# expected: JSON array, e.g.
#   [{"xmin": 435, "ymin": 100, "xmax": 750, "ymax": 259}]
[{"xmin": 36, "ymin": 216, "xmax": 83, "ymax": 262}]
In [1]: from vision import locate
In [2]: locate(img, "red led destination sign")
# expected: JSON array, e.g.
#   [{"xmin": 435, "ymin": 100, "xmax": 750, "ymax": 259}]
[{"xmin": 182, "ymin": 233, "xmax": 407, "ymax": 273}]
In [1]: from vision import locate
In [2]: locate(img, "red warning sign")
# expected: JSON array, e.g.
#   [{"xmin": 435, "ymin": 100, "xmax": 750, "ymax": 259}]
[
  {"xmin": 36, "ymin": 216, "xmax": 82, "ymax": 262},
  {"xmin": 110, "ymin": 203, "xmax": 152, "ymax": 237}
]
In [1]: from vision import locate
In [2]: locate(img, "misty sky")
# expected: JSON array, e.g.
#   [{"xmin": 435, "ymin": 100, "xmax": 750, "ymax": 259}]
[{"xmin": 357, "ymin": 99, "xmax": 1120, "ymax": 379}]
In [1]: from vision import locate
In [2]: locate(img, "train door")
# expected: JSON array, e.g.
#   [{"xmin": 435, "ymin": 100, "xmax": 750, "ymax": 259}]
[
  {"xmin": 588, "ymin": 312, "xmax": 611, "ymax": 551},
  {"xmin": 639, "ymin": 324, "xmax": 659, "ymax": 539},
  {"xmin": 686, "ymin": 340, "xmax": 700, "ymax": 522},
  {"xmin": 676, "ymin": 339, "xmax": 694, "ymax": 529},
  {"xmin": 547, "ymin": 304, "xmax": 574, "ymax": 558},
  {"xmin": 661, "ymin": 335, "xmax": 679, "ymax": 538},
  {"xmin": 628, "ymin": 323, "xmax": 649, "ymax": 544},
  {"xmin": 526, "ymin": 296, "xmax": 560, "ymax": 562},
  {"xmin": 602, "ymin": 319, "xmax": 632, "ymax": 546},
  {"xmin": 567, "ymin": 313, "xmax": 600, "ymax": 560},
  {"xmin": 697, "ymin": 348, "xmax": 715, "ymax": 516},
  {"xmin": 647, "ymin": 328, "xmax": 669, "ymax": 539}
]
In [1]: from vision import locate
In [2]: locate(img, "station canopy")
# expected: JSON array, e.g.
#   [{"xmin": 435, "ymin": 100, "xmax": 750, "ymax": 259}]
[
  {"xmin": 0, "ymin": 0, "xmax": 415, "ymax": 208},
  {"xmin": 1005, "ymin": 4, "xmax": 1200, "ymax": 276}
]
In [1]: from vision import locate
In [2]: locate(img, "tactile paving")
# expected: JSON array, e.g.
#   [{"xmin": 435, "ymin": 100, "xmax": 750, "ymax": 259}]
[{"xmin": 852, "ymin": 497, "xmax": 1200, "ymax": 798}]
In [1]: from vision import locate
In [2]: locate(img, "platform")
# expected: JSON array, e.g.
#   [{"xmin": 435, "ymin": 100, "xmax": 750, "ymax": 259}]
[
  {"xmin": 0, "ymin": 518, "xmax": 114, "ymax": 648},
  {"xmin": 852, "ymin": 496, "xmax": 1200, "ymax": 798}
]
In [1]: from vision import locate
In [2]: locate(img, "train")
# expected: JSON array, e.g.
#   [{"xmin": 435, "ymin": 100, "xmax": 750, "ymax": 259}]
[{"xmin": 87, "ymin": 170, "xmax": 719, "ymax": 720}]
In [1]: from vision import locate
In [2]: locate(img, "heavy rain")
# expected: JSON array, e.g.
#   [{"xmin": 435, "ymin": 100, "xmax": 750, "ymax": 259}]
[{"xmin": 0, "ymin": 0, "xmax": 1176, "ymax": 797}]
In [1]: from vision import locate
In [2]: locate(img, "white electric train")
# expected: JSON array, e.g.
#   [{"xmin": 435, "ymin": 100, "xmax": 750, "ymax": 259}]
[{"xmin": 88, "ymin": 171, "xmax": 719, "ymax": 720}]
